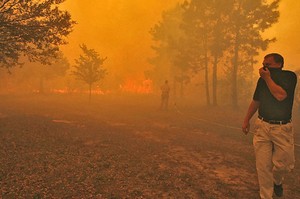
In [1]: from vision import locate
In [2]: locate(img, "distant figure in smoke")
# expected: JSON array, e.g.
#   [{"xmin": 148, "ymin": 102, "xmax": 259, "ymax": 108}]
[
  {"xmin": 160, "ymin": 80, "xmax": 170, "ymax": 110},
  {"xmin": 242, "ymin": 53, "xmax": 297, "ymax": 199}
]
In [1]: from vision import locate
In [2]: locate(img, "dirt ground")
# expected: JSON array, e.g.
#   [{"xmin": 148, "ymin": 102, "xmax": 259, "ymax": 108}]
[{"xmin": 0, "ymin": 94, "xmax": 300, "ymax": 198}]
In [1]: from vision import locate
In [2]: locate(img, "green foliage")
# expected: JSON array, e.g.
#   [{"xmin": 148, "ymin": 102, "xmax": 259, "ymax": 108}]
[{"xmin": 0, "ymin": 0, "xmax": 76, "ymax": 69}]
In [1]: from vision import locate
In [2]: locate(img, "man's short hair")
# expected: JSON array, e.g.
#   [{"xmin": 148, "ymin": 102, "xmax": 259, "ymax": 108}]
[{"xmin": 265, "ymin": 53, "xmax": 284, "ymax": 68}]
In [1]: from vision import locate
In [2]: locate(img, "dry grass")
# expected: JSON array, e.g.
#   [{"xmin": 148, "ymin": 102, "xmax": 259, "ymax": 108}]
[{"xmin": 0, "ymin": 94, "xmax": 300, "ymax": 198}]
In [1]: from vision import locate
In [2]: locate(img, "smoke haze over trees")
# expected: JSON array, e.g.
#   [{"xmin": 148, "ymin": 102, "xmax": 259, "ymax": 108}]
[
  {"xmin": 1, "ymin": 1, "xmax": 300, "ymax": 197},
  {"xmin": 0, "ymin": 0, "xmax": 296, "ymax": 108},
  {"xmin": 149, "ymin": 0, "xmax": 280, "ymax": 107}
]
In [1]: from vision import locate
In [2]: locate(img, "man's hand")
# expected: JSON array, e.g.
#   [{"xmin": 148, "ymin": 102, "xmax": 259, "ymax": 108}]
[
  {"xmin": 259, "ymin": 67, "xmax": 271, "ymax": 80},
  {"xmin": 242, "ymin": 121, "xmax": 250, "ymax": 135},
  {"xmin": 242, "ymin": 100, "xmax": 259, "ymax": 135}
]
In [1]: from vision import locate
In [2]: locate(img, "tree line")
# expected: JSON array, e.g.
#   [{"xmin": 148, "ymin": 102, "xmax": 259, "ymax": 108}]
[
  {"xmin": 0, "ymin": 0, "xmax": 281, "ymax": 105},
  {"xmin": 0, "ymin": 0, "xmax": 75, "ymax": 69},
  {"xmin": 148, "ymin": 0, "xmax": 280, "ymax": 107},
  {"xmin": 0, "ymin": 0, "xmax": 107, "ymax": 101}
]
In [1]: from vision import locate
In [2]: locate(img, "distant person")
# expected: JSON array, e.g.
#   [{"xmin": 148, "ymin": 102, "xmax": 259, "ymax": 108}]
[
  {"xmin": 160, "ymin": 80, "xmax": 170, "ymax": 110},
  {"xmin": 242, "ymin": 53, "xmax": 297, "ymax": 199}
]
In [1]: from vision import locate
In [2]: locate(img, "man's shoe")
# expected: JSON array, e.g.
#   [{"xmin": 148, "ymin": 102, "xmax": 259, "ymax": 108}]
[{"xmin": 274, "ymin": 183, "xmax": 283, "ymax": 197}]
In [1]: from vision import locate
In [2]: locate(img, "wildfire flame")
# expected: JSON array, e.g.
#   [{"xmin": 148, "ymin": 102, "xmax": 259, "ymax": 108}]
[{"xmin": 120, "ymin": 78, "xmax": 153, "ymax": 94}]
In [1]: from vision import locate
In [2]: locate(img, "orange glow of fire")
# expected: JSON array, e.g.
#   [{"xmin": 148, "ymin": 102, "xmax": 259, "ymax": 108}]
[
  {"xmin": 120, "ymin": 78, "xmax": 153, "ymax": 94},
  {"xmin": 49, "ymin": 88, "xmax": 106, "ymax": 95}
]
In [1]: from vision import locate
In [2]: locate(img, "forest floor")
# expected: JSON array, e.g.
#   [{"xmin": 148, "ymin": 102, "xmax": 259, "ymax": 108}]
[{"xmin": 0, "ymin": 93, "xmax": 300, "ymax": 199}]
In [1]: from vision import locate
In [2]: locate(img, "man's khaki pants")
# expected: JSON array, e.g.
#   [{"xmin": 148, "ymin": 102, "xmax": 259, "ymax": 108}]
[{"xmin": 253, "ymin": 119, "xmax": 295, "ymax": 199}]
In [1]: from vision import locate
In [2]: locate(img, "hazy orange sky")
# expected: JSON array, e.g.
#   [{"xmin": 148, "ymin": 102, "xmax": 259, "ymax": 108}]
[
  {"xmin": 264, "ymin": 0, "xmax": 300, "ymax": 70},
  {"xmin": 60, "ymin": 0, "xmax": 300, "ymax": 80},
  {"xmin": 60, "ymin": 0, "xmax": 182, "ymax": 81}
]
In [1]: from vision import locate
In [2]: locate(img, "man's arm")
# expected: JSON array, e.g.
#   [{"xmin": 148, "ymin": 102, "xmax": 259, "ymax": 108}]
[
  {"xmin": 242, "ymin": 100, "xmax": 260, "ymax": 135},
  {"xmin": 259, "ymin": 67, "xmax": 287, "ymax": 101}
]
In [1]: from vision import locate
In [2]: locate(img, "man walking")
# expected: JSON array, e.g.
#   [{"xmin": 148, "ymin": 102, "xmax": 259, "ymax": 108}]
[{"xmin": 242, "ymin": 53, "xmax": 297, "ymax": 198}]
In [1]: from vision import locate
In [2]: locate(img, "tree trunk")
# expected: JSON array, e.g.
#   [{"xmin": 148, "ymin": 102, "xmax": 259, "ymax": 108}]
[
  {"xmin": 89, "ymin": 83, "xmax": 92, "ymax": 103},
  {"xmin": 173, "ymin": 77, "xmax": 177, "ymax": 100},
  {"xmin": 204, "ymin": 36, "xmax": 210, "ymax": 106},
  {"xmin": 212, "ymin": 55, "xmax": 218, "ymax": 106},
  {"xmin": 180, "ymin": 80, "xmax": 184, "ymax": 98},
  {"xmin": 232, "ymin": 30, "xmax": 240, "ymax": 108},
  {"xmin": 39, "ymin": 76, "xmax": 45, "ymax": 94}
]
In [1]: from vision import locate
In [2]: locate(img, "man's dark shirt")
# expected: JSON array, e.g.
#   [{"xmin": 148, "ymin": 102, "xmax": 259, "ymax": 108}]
[{"xmin": 253, "ymin": 68, "xmax": 297, "ymax": 120}]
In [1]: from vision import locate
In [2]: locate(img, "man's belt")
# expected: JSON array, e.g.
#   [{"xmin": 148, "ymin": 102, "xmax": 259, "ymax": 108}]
[{"xmin": 258, "ymin": 115, "xmax": 291, "ymax": 125}]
